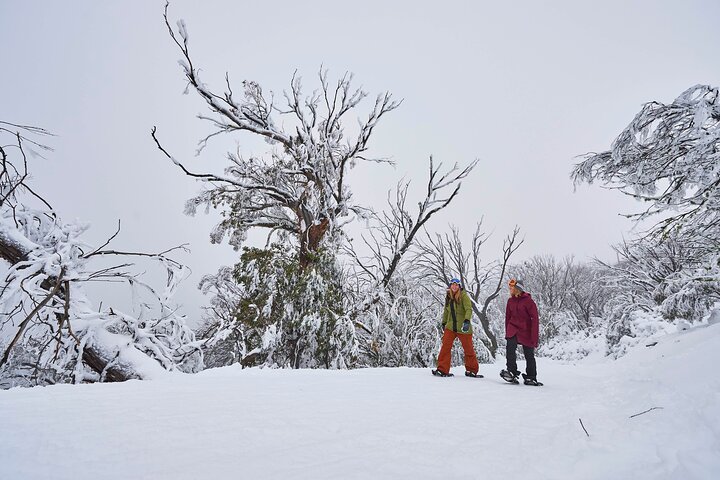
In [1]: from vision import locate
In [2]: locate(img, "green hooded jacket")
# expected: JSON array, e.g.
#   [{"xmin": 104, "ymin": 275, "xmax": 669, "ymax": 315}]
[{"xmin": 442, "ymin": 289, "xmax": 473, "ymax": 334}]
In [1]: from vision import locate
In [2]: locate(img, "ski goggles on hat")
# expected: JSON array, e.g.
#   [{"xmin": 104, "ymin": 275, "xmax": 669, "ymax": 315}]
[
  {"xmin": 449, "ymin": 278, "xmax": 461, "ymax": 285},
  {"xmin": 508, "ymin": 279, "xmax": 525, "ymax": 291}
]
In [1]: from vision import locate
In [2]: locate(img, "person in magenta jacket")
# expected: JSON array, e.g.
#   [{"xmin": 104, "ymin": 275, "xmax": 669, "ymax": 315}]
[{"xmin": 500, "ymin": 278, "xmax": 542, "ymax": 386}]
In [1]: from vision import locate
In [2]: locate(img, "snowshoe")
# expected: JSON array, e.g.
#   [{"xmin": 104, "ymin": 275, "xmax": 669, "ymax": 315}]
[
  {"xmin": 522, "ymin": 373, "xmax": 543, "ymax": 386},
  {"xmin": 465, "ymin": 371, "xmax": 484, "ymax": 378},
  {"xmin": 500, "ymin": 369, "xmax": 520, "ymax": 384},
  {"xmin": 432, "ymin": 369, "xmax": 454, "ymax": 377}
]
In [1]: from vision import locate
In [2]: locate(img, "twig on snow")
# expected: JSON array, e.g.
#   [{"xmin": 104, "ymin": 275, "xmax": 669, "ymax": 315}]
[
  {"xmin": 579, "ymin": 418, "xmax": 590, "ymax": 437},
  {"xmin": 629, "ymin": 407, "xmax": 663, "ymax": 418}
]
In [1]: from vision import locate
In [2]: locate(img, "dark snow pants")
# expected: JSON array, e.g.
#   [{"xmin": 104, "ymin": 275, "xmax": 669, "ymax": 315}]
[{"xmin": 506, "ymin": 335, "xmax": 536, "ymax": 379}]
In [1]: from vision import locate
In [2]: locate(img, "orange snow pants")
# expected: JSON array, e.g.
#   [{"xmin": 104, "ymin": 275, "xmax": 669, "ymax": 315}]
[{"xmin": 436, "ymin": 329, "xmax": 479, "ymax": 375}]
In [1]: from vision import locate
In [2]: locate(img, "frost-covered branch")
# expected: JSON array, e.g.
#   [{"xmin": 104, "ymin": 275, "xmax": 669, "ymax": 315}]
[
  {"xmin": 347, "ymin": 157, "xmax": 477, "ymax": 295},
  {"xmin": 1, "ymin": 123, "xmax": 202, "ymax": 387},
  {"xmin": 572, "ymin": 84, "xmax": 720, "ymax": 239},
  {"xmin": 371, "ymin": 157, "xmax": 478, "ymax": 289}
]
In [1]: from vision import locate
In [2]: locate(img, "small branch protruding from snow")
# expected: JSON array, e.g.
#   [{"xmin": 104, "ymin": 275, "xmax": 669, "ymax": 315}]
[
  {"xmin": 579, "ymin": 418, "xmax": 590, "ymax": 437},
  {"xmin": 629, "ymin": 406, "xmax": 663, "ymax": 418}
]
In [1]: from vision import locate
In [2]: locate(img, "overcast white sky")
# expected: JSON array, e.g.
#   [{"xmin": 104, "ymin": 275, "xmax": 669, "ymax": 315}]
[{"xmin": 2, "ymin": 0, "xmax": 719, "ymax": 324}]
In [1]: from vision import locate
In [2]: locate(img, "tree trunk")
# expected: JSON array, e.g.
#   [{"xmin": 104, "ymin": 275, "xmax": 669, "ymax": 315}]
[
  {"xmin": 0, "ymin": 231, "xmax": 26, "ymax": 265},
  {"xmin": 81, "ymin": 349, "xmax": 138, "ymax": 383},
  {"xmin": 475, "ymin": 311, "xmax": 498, "ymax": 359},
  {"xmin": 299, "ymin": 217, "xmax": 329, "ymax": 269}
]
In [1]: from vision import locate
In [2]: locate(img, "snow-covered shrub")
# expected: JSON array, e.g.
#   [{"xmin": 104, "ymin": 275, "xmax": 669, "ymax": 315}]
[
  {"xmin": 598, "ymin": 233, "xmax": 720, "ymax": 355},
  {"xmin": 352, "ymin": 270, "xmax": 443, "ymax": 368},
  {"xmin": 198, "ymin": 245, "xmax": 357, "ymax": 369},
  {"xmin": 605, "ymin": 310, "xmax": 677, "ymax": 358},
  {"xmin": 656, "ymin": 254, "xmax": 720, "ymax": 321},
  {"xmin": 538, "ymin": 319, "xmax": 606, "ymax": 362},
  {"xmin": 707, "ymin": 305, "xmax": 720, "ymax": 325}
]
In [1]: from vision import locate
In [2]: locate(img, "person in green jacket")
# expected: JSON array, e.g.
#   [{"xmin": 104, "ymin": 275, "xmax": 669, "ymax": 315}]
[{"xmin": 432, "ymin": 278, "xmax": 481, "ymax": 377}]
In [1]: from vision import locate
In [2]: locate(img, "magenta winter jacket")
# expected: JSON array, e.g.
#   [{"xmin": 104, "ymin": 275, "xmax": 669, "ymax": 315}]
[{"xmin": 505, "ymin": 292, "xmax": 539, "ymax": 348}]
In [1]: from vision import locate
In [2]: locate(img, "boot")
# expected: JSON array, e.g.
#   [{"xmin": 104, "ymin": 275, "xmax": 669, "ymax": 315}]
[
  {"xmin": 522, "ymin": 373, "xmax": 543, "ymax": 386},
  {"xmin": 500, "ymin": 369, "xmax": 519, "ymax": 384}
]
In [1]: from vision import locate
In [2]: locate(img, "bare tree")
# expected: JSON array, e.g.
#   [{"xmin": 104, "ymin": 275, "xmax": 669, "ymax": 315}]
[
  {"xmin": 510, "ymin": 255, "xmax": 610, "ymax": 342},
  {"xmin": 343, "ymin": 157, "xmax": 478, "ymax": 364},
  {"xmin": 565, "ymin": 261, "xmax": 609, "ymax": 326},
  {"xmin": 512, "ymin": 255, "xmax": 573, "ymax": 313},
  {"xmin": 347, "ymin": 157, "xmax": 478, "ymax": 293},
  {"xmin": 415, "ymin": 224, "xmax": 523, "ymax": 358}
]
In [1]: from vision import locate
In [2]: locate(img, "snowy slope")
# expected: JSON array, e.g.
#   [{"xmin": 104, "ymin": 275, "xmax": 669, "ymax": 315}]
[{"xmin": 1, "ymin": 324, "xmax": 719, "ymax": 480}]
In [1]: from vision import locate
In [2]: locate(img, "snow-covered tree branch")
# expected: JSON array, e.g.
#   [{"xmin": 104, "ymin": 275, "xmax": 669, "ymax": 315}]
[
  {"xmin": 347, "ymin": 156, "xmax": 478, "ymax": 292},
  {"xmin": 572, "ymin": 84, "xmax": 720, "ymax": 241},
  {"xmin": 0, "ymin": 123, "xmax": 202, "ymax": 387}
]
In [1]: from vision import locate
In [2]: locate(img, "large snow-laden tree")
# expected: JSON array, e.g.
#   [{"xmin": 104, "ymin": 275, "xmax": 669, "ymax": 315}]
[
  {"xmin": 0, "ymin": 122, "xmax": 202, "ymax": 387},
  {"xmin": 198, "ymin": 158, "xmax": 477, "ymax": 369},
  {"xmin": 154, "ymin": 4, "xmax": 400, "ymax": 269},
  {"xmin": 157, "ymin": 5, "xmax": 477, "ymax": 369}
]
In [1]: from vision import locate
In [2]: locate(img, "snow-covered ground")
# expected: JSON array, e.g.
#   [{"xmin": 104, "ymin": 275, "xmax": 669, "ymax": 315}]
[{"xmin": 1, "ymin": 323, "xmax": 719, "ymax": 480}]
